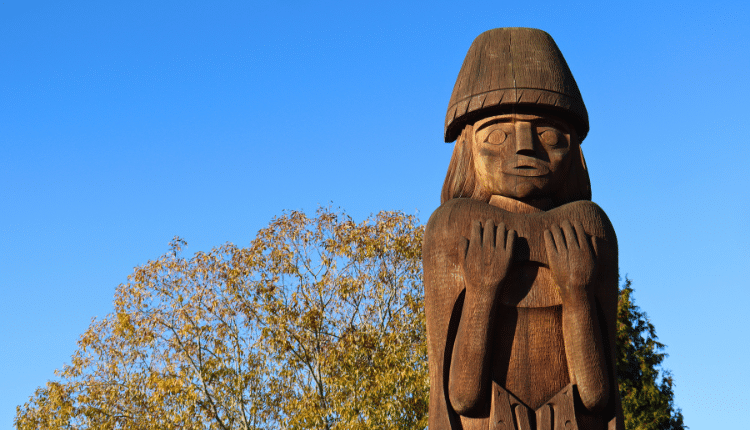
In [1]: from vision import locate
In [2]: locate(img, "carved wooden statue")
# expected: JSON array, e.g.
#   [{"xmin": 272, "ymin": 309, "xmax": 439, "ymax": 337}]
[{"xmin": 423, "ymin": 28, "xmax": 623, "ymax": 430}]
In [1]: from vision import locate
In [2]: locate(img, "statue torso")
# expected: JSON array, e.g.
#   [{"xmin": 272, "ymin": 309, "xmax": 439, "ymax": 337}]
[
  {"xmin": 423, "ymin": 198, "xmax": 619, "ymax": 429},
  {"xmin": 493, "ymin": 263, "xmax": 568, "ymax": 411}
]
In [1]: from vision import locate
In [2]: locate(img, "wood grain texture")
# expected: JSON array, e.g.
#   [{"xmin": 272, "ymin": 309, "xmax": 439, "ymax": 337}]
[
  {"xmin": 428, "ymin": 27, "xmax": 622, "ymax": 430},
  {"xmin": 423, "ymin": 198, "xmax": 622, "ymax": 430},
  {"xmin": 444, "ymin": 28, "xmax": 589, "ymax": 143}
]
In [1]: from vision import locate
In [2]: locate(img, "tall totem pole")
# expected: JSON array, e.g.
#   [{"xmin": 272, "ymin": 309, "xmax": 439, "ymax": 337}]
[{"xmin": 423, "ymin": 28, "xmax": 623, "ymax": 430}]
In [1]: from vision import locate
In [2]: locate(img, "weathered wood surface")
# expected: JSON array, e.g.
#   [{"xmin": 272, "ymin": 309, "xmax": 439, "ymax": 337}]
[
  {"xmin": 424, "ymin": 198, "xmax": 620, "ymax": 430},
  {"xmin": 444, "ymin": 27, "xmax": 589, "ymax": 144},
  {"xmin": 425, "ymin": 27, "xmax": 623, "ymax": 430}
]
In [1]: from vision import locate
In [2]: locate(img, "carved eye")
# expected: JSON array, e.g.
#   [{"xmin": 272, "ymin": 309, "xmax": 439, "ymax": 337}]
[
  {"xmin": 538, "ymin": 129, "xmax": 559, "ymax": 146},
  {"xmin": 485, "ymin": 129, "xmax": 507, "ymax": 145}
]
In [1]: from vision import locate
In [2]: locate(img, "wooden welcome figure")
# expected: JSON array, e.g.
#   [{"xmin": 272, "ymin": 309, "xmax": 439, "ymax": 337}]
[{"xmin": 423, "ymin": 28, "xmax": 623, "ymax": 430}]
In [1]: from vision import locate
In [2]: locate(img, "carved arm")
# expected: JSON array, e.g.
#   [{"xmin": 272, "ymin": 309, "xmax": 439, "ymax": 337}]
[
  {"xmin": 448, "ymin": 219, "xmax": 515, "ymax": 416},
  {"xmin": 545, "ymin": 220, "xmax": 610, "ymax": 413}
]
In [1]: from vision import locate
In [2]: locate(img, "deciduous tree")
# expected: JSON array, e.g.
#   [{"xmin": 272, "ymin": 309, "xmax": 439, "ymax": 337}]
[
  {"xmin": 16, "ymin": 208, "xmax": 427, "ymax": 430},
  {"xmin": 16, "ymin": 210, "xmax": 685, "ymax": 430}
]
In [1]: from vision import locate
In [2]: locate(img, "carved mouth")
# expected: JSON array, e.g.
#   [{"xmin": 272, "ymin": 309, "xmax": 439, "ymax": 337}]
[{"xmin": 504, "ymin": 161, "xmax": 550, "ymax": 177}]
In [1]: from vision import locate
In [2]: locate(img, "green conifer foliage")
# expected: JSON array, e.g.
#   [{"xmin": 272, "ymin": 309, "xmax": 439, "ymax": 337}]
[{"xmin": 617, "ymin": 278, "xmax": 686, "ymax": 430}]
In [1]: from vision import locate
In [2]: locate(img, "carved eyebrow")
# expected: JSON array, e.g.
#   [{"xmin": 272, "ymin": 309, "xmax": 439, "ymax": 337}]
[
  {"xmin": 474, "ymin": 116, "xmax": 571, "ymax": 133},
  {"xmin": 475, "ymin": 118, "xmax": 514, "ymax": 132},
  {"xmin": 534, "ymin": 119, "xmax": 570, "ymax": 131}
]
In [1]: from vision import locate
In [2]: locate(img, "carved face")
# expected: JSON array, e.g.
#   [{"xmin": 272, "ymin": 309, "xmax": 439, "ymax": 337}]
[{"xmin": 472, "ymin": 113, "xmax": 574, "ymax": 201}]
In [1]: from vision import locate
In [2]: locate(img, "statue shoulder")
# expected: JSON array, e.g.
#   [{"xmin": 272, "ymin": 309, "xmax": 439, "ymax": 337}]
[
  {"xmin": 554, "ymin": 200, "xmax": 617, "ymax": 244},
  {"xmin": 556, "ymin": 201, "xmax": 619, "ymax": 297},
  {"xmin": 423, "ymin": 199, "xmax": 497, "ymax": 289},
  {"xmin": 424, "ymin": 199, "xmax": 502, "ymax": 255},
  {"xmin": 425, "ymin": 198, "xmax": 498, "ymax": 238}
]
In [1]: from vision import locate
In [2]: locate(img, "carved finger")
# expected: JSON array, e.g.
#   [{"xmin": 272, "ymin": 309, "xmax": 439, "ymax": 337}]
[
  {"xmin": 544, "ymin": 229, "xmax": 557, "ymax": 254},
  {"xmin": 551, "ymin": 224, "xmax": 567, "ymax": 253},
  {"xmin": 458, "ymin": 237, "xmax": 469, "ymax": 265},
  {"xmin": 561, "ymin": 220, "xmax": 577, "ymax": 250},
  {"xmin": 471, "ymin": 220, "xmax": 482, "ymax": 247},
  {"xmin": 484, "ymin": 219, "xmax": 496, "ymax": 248},
  {"xmin": 495, "ymin": 223, "xmax": 505, "ymax": 252},
  {"xmin": 573, "ymin": 220, "xmax": 589, "ymax": 249},
  {"xmin": 506, "ymin": 229, "xmax": 516, "ymax": 253}
]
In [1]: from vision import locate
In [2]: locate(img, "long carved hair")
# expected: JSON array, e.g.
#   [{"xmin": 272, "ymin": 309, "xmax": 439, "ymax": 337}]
[{"xmin": 440, "ymin": 124, "xmax": 592, "ymax": 206}]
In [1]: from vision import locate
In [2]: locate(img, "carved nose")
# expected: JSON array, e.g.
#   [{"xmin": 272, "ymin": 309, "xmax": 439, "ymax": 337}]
[{"xmin": 514, "ymin": 122, "xmax": 535, "ymax": 156}]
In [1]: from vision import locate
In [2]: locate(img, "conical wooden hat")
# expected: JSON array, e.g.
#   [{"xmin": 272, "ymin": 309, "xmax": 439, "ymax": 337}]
[{"xmin": 445, "ymin": 28, "xmax": 588, "ymax": 142}]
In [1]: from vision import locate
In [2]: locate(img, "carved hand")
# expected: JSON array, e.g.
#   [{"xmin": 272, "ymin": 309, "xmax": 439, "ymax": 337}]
[
  {"xmin": 451, "ymin": 219, "xmax": 515, "ymax": 415},
  {"xmin": 544, "ymin": 220, "xmax": 597, "ymax": 300},
  {"xmin": 459, "ymin": 219, "xmax": 516, "ymax": 299}
]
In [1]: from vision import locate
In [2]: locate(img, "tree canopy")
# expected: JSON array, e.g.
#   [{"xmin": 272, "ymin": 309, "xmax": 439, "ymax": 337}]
[
  {"xmin": 616, "ymin": 278, "xmax": 686, "ymax": 430},
  {"xmin": 16, "ymin": 208, "xmax": 684, "ymax": 430},
  {"xmin": 15, "ymin": 208, "xmax": 427, "ymax": 430}
]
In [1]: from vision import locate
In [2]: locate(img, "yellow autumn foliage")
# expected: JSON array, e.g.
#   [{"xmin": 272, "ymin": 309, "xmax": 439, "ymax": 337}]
[{"xmin": 16, "ymin": 208, "xmax": 427, "ymax": 430}]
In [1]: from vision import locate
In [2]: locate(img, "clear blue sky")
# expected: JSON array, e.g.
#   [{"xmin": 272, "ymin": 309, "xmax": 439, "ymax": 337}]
[{"xmin": 2, "ymin": 0, "xmax": 748, "ymax": 428}]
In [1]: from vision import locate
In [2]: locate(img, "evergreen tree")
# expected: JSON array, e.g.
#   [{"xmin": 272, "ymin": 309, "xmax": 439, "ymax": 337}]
[
  {"xmin": 16, "ymin": 206, "xmax": 687, "ymax": 430},
  {"xmin": 617, "ymin": 278, "xmax": 686, "ymax": 430}
]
